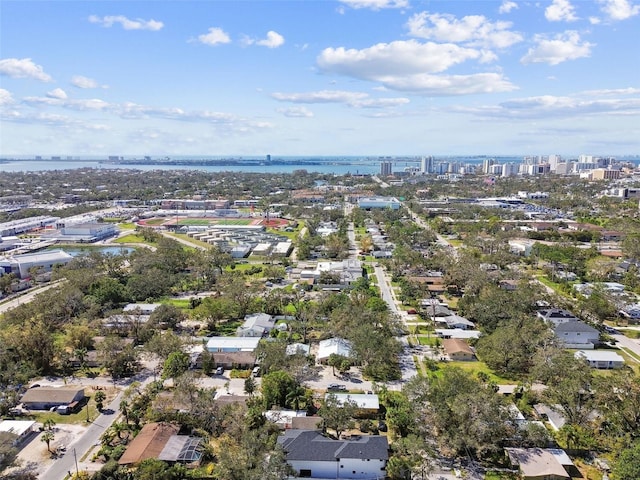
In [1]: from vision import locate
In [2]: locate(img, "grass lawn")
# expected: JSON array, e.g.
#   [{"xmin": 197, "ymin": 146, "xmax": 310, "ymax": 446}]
[
  {"xmin": 30, "ymin": 388, "xmax": 119, "ymax": 425},
  {"xmin": 622, "ymin": 329, "xmax": 640, "ymax": 339},
  {"xmin": 225, "ymin": 262, "xmax": 265, "ymax": 272},
  {"xmin": 212, "ymin": 320, "xmax": 243, "ymax": 336},
  {"xmin": 266, "ymin": 226, "xmax": 300, "ymax": 240},
  {"xmin": 143, "ymin": 218, "xmax": 167, "ymax": 226},
  {"xmin": 114, "ymin": 234, "xmax": 154, "ymax": 245},
  {"xmin": 214, "ymin": 219, "xmax": 253, "ymax": 225},
  {"xmin": 117, "ymin": 222, "xmax": 137, "ymax": 230},
  {"xmin": 161, "ymin": 298, "xmax": 193, "ymax": 309},
  {"xmin": 176, "ymin": 219, "xmax": 212, "ymax": 226},
  {"xmin": 442, "ymin": 360, "xmax": 516, "ymax": 384},
  {"xmin": 416, "ymin": 335, "xmax": 439, "ymax": 346}
]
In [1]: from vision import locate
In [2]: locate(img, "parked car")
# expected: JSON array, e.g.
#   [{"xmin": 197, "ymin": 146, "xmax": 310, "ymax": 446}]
[
  {"xmin": 252, "ymin": 366, "xmax": 261, "ymax": 377},
  {"xmin": 327, "ymin": 383, "xmax": 347, "ymax": 391},
  {"xmin": 215, "ymin": 366, "xmax": 224, "ymax": 375}
]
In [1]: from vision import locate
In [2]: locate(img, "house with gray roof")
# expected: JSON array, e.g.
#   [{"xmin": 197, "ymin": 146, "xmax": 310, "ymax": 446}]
[
  {"xmin": 554, "ymin": 321, "xmax": 599, "ymax": 349},
  {"xmin": 236, "ymin": 313, "xmax": 275, "ymax": 337},
  {"xmin": 277, "ymin": 429, "xmax": 388, "ymax": 479}
]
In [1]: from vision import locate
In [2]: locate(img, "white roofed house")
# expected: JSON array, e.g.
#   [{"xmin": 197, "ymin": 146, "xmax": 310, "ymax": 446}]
[
  {"xmin": 317, "ymin": 338, "xmax": 353, "ymax": 363},
  {"xmin": 0, "ymin": 420, "xmax": 37, "ymax": 447},
  {"xmin": 206, "ymin": 336, "xmax": 261, "ymax": 353},
  {"xmin": 435, "ymin": 314, "xmax": 475, "ymax": 330},
  {"xmin": 236, "ymin": 313, "xmax": 275, "ymax": 337},
  {"xmin": 575, "ymin": 350, "xmax": 625, "ymax": 369}
]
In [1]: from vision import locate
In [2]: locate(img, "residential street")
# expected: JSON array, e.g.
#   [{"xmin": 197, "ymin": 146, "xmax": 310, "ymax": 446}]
[{"xmin": 373, "ymin": 264, "xmax": 418, "ymax": 382}]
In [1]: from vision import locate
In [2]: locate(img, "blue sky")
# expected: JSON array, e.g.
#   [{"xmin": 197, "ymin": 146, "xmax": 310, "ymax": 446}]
[{"xmin": 1, "ymin": 0, "xmax": 639, "ymax": 157}]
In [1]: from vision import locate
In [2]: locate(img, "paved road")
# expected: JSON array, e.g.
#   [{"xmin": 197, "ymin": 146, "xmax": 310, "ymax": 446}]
[
  {"xmin": 347, "ymin": 222, "xmax": 358, "ymax": 261},
  {"xmin": 0, "ymin": 280, "xmax": 66, "ymax": 315},
  {"xmin": 373, "ymin": 265, "xmax": 418, "ymax": 382},
  {"xmin": 613, "ymin": 333, "xmax": 640, "ymax": 361},
  {"xmin": 42, "ymin": 390, "xmax": 125, "ymax": 480}
]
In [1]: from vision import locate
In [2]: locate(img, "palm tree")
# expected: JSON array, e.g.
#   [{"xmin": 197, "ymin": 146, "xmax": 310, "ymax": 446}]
[
  {"xmin": 286, "ymin": 386, "xmax": 308, "ymax": 411},
  {"xmin": 43, "ymin": 417, "xmax": 56, "ymax": 431},
  {"xmin": 41, "ymin": 430, "xmax": 55, "ymax": 453},
  {"xmin": 94, "ymin": 390, "xmax": 106, "ymax": 412},
  {"xmin": 119, "ymin": 399, "xmax": 129, "ymax": 424}
]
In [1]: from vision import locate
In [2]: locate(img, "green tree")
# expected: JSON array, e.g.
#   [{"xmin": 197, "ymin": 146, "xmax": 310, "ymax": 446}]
[
  {"xmin": 43, "ymin": 418, "xmax": 56, "ymax": 431},
  {"xmin": 94, "ymin": 390, "xmax": 106, "ymax": 412},
  {"xmin": 244, "ymin": 376, "xmax": 257, "ymax": 396},
  {"xmin": 260, "ymin": 370, "xmax": 298, "ymax": 409},
  {"xmin": 41, "ymin": 430, "xmax": 54, "ymax": 453},
  {"xmin": 162, "ymin": 351, "xmax": 190, "ymax": 380},
  {"xmin": 613, "ymin": 442, "xmax": 640, "ymax": 480},
  {"xmin": 319, "ymin": 393, "xmax": 356, "ymax": 439}
]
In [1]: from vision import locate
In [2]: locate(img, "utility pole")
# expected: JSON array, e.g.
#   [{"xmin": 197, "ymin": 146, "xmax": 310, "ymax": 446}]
[{"xmin": 73, "ymin": 448, "xmax": 79, "ymax": 477}]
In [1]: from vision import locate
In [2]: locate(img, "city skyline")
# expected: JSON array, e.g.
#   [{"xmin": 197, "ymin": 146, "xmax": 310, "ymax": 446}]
[{"xmin": 1, "ymin": 0, "xmax": 639, "ymax": 157}]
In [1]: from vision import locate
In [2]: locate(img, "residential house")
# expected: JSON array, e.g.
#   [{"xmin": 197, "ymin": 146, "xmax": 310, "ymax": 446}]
[
  {"xmin": 119, "ymin": 422, "xmax": 203, "ymax": 466},
  {"xmin": 324, "ymin": 394, "xmax": 380, "ymax": 418},
  {"xmin": 277, "ymin": 429, "xmax": 389, "ymax": 479},
  {"xmin": 317, "ymin": 338, "xmax": 353, "ymax": 363},
  {"xmin": 123, "ymin": 303, "xmax": 162, "ymax": 315},
  {"xmin": 286, "ymin": 343, "xmax": 311, "ymax": 356},
  {"xmin": 206, "ymin": 336, "xmax": 261, "ymax": 353},
  {"xmin": 505, "ymin": 448, "xmax": 575, "ymax": 480},
  {"xmin": 265, "ymin": 410, "xmax": 308, "ymax": 429},
  {"xmin": 554, "ymin": 321, "xmax": 599, "ymax": 349},
  {"xmin": 20, "ymin": 387, "xmax": 85, "ymax": 411},
  {"xmin": 435, "ymin": 329, "xmax": 481, "ymax": 340},
  {"xmin": 0, "ymin": 420, "xmax": 37, "ymax": 446},
  {"xmin": 212, "ymin": 351, "xmax": 256, "ymax": 369},
  {"xmin": 442, "ymin": 339, "xmax": 475, "ymax": 361},
  {"xmin": 575, "ymin": 350, "xmax": 624, "ymax": 369},
  {"xmin": 236, "ymin": 313, "xmax": 275, "ymax": 337},
  {"xmin": 536, "ymin": 308, "xmax": 580, "ymax": 327},
  {"xmin": 435, "ymin": 314, "xmax": 475, "ymax": 330}
]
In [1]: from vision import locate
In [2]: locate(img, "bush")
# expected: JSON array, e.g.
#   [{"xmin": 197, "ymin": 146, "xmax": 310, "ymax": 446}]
[{"xmin": 230, "ymin": 369, "xmax": 251, "ymax": 379}]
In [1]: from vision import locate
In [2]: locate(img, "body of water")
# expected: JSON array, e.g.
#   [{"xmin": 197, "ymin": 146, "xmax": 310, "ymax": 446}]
[
  {"xmin": 1, "ymin": 156, "xmax": 638, "ymax": 174},
  {"xmin": 0, "ymin": 159, "xmax": 383, "ymax": 175}
]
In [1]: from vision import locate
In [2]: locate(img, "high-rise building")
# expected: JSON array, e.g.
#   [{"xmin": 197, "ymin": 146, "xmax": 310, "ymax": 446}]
[
  {"xmin": 420, "ymin": 156, "xmax": 433, "ymax": 174},
  {"xmin": 380, "ymin": 161, "xmax": 393, "ymax": 176},
  {"xmin": 482, "ymin": 158, "xmax": 495, "ymax": 174}
]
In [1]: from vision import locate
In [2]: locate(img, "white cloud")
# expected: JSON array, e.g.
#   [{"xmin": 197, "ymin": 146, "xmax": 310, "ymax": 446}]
[
  {"xmin": 339, "ymin": 0, "xmax": 409, "ymax": 10},
  {"xmin": 272, "ymin": 90, "xmax": 369, "ymax": 104},
  {"xmin": 597, "ymin": 0, "xmax": 640, "ymax": 20},
  {"xmin": 23, "ymin": 95, "xmax": 110, "ymax": 111},
  {"xmin": 0, "ymin": 58, "xmax": 52, "ymax": 82},
  {"xmin": 318, "ymin": 40, "xmax": 483, "ymax": 77},
  {"xmin": 244, "ymin": 31, "xmax": 285, "ymax": 48},
  {"xmin": 589, "ymin": 16, "xmax": 602, "ymax": 24},
  {"xmin": 521, "ymin": 31, "xmax": 593, "ymax": 65},
  {"xmin": 0, "ymin": 88, "xmax": 14, "ymax": 105},
  {"xmin": 499, "ymin": 1, "xmax": 518, "ymax": 14},
  {"xmin": 406, "ymin": 12, "xmax": 523, "ymax": 49},
  {"xmin": 46, "ymin": 88, "xmax": 67, "ymax": 99},
  {"xmin": 372, "ymin": 72, "xmax": 518, "ymax": 95},
  {"xmin": 316, "ymin": 40, "xmax": 517, "ymax": 95},
  {"xmin": 88, "ymin": 15, "xmax": 163, "ymax": 31},
  {"xmin": 71, "ymin": 75, "xmax": 101, "ymax": 89},
  {"xmin": 545, "ymin": 0, "xmax": 578, "ymax": 22},
  {"xmin": 197, "ymin": 27, "xmax": 231, "ymax": 46},
  {"xmin": 277, "ymin": 106, "xmax": 314, "ymax": 118},
  {"xmin": 271, "ymin": 90, "xmax": 410, "ymax": 108},
  {"xmin": 456, "ymin": 91, "xmax": 640, "ymax": 119},
  {"xmin": 256, "ymin": 31, "xmax": 285, "ymax": 48}
]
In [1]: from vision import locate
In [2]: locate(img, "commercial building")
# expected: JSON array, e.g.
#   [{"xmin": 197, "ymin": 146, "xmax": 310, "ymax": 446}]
[
  {"xmin": 357, "ymin": 196, "xmax": 401, "ymax": 210},
  {"xmin": 0, "ymin": 249, "xmax": 73, "ymax": 278}
]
